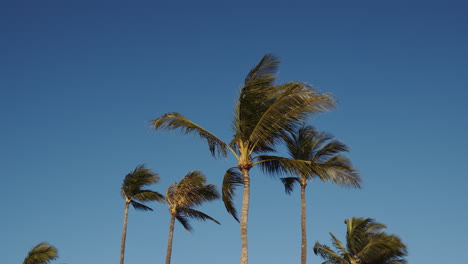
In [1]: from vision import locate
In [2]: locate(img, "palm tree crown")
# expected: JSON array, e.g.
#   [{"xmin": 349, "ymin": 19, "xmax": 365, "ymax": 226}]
[
  {"xmin": 275, "ymin": 125, "xmax": 361, "ymax": 191},
  {"xmin": 314, "ymin": 217, "xmax": 408, "ymax": 264},
  {"xmin": 258, "ymin": 125, "xmax": 360, "ymax": 264},
  {"xmin": 23, "ymin": 242, "xmax": 58, "ymax": 264},
  {"xmin": 120, "ymin": 165, "xmax": 164, "ymax": 264},
  {"xmin": 165, "ymin": 170, "xmax": 220, "ymax": 231},
  {"xmin": 164, "ymin": 171, "xmax": 220, "ymax": 264},
  {"xmin": 153, "ymin": 54, "xmax": 335, "ymax": 264},
  {"xmin": 121, "ymin": 165, "xmax": 164, "ymax": 209}
]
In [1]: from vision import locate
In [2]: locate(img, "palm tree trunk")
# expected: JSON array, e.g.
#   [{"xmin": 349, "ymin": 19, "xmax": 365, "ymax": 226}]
[
  {"xmin": 300, "ymin": 184, "xmax": 307, "ymax": 264},
  {"xmin": 240, "ymin": 168, "xmax": 250, "ymax": 264},
  {"xmin": 120, "ymin": 200, "xmax": 130, "ymax": 264},
  {"xmin": 165, "ymin": 213, "xmax": 176, "ymax": 264}
]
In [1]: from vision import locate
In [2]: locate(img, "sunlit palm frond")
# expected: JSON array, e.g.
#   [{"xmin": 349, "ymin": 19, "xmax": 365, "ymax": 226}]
[
  {"xmin": 222, "ymin": 168, "xmax": 243, "ymax": 222},
  {"xmin": 131, "ymin": 200, "xmax": 153, "ymax": 211},
  {"xmin": 133, "ymin": 189, "xmax": 165, "ymax": 202},
  {"xmin": 359, "ymin": 233, "xmax": 407, "ymax": 264},
  {"xmin": 178, "ymin": 170, "xmax": 206, "ymax": 187},
  {"xmin": 166, "ymin": 171, "xmax": 219, "ymax": 232},
  {"xmin": 313, "ymin": 159, "xmax": 361, "ymax": 188},
  {"xmin": 232, "ymin": 54, "xmax": 280, "ymax": 146},
  {"xmin": 152, "ymin": 112, "xmax": 228, "ymax": 158},
  {"xmin": 248, "ymin": 83, "xmax": 335, "ymax": 153},
  {"xmin": 23, "ymin": 242, "xmax": 58, "ymax": 264},
  {"xmin": 329, "ymin": 233, "xmax": 347, "ymax": 256},
  {"xmin": 179, "ymin": 207, "xmax": 220, "ymax": 224},
  {"xmin": 313, "ymin": 242, "xmax": 344, "ymax": 264},
  {"xmin": 280, "ymin": 177, "xmax": 300, "ymax": 194},
  {"xmin": 169, "ymin": 171, "xmax": 219, "ymax": 208},
  {"xmin": 256, "ymin": 155, "xmax": 312, "ymax": 177}
]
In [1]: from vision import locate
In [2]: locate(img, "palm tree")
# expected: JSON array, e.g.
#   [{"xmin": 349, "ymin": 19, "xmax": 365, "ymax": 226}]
[
  {"xmin": 260, "ymin": 126, "xmax": 360, "ymax": 264},
  {"xmin": 164, "ymin": 171, "xmax": 220, "ymax": 264},
  {"xmin": 152, "ymin": 54, "xmax": 335, "ymax": 264},
  {"xmin": 314, "ymin": 217, "xmax": 407, "ymax": 264},
  {"xmin": 120, "ymin": 165, "xmax": 164, "ymax": 264},
  {"xmin": 23, "ymin": 242, "xmax": 58, "ymax": 264}
]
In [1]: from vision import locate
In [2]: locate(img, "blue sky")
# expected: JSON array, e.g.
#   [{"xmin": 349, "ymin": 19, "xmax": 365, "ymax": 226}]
[{"xmin": 1, "ymin": 1, "xmax": 467, "ymax": 263}]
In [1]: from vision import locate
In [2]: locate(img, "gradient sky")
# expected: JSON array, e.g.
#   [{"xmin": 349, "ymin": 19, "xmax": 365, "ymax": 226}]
[{"xmin": 2, "ymin": 1, "xmax": 467, "ymax": 264}]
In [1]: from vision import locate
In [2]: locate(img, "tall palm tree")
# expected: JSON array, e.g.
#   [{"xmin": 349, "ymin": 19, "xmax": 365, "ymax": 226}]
[
  {"xmin": 260, "ymin": 126, "xmax": 361, "ymax": 264},
  {"xmin": 23, "ymin": 242, "xmax": 58, "ymax": 264},
  {"xmin": 164, "ymin": 171, "xmax": 220, "ymax": 264},
  {"xmin": 314, "ymin": 217, "xmax": 407, "ymax": 264},
  {"xmin": 152, "ymin": 54, "xmax": 335, "ymax": 264},
  {"xmin": 120, "ymin": 165, "xmax": 164, "ymax": 264}
]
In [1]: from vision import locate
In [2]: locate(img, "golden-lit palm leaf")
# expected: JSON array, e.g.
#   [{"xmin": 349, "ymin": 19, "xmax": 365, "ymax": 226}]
[
  {"xmin": 358, "ymin": 233, "xmax": 407, "ymax": 264},
  {"xmin": 133, "ymin": 189, "xmax": 165, "ymax": 203},
  {"xmin": 23, "ymin": 242, "xmax": 58, "ymax": 264},
  {"xmin": 232, "ymin": 54, "xmax": 280, "ymax": 146},
  {"xmin": 313, "ymin": 242, "xmax": 345, "ymax": 264},
  {"xmin": 152, "ymin": 112, "xmax": 229, "ymax": 158},
  {"xmin": 247, "ymin": 83, "xmax": 335, "ymax": 153},
  {"xmin": 346, "ymin": 217, "xmax": 387, "ymax": 256}
]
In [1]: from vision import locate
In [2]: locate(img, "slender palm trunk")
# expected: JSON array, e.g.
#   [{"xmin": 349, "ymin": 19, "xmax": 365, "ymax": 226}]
[
  {"xmin": 240, "ymin": 168, "xmax": 250, "ymax": 264},
  {"xmin": 120, "ymin": 200, "xmax": 130, "ymax": 264},
  {"xmin": 300, "ymin": 184, "xmax": 307, "ymax": 264},
  {"xmin": 165, "ymin": 213, "xmax": 176, "ymax": 264}
]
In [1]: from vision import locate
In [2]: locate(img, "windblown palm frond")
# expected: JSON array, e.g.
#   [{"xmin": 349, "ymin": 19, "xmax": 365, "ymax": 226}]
[
  {"xmin": 222, "ymin": 168, "xmax": 243, "ymax": 221},
  {"xmin": 23, "ymin": 242, "xmax": 58, "ymax": 264},
  {"xmin": 280, "ymin": 177, "xmax": 301, "ymax": 194},
  {"xmin": 152, "ymin": 113, "xmax": 229, "ymax": 158},
  {"xmin": 314, "ymin": 217, "xmax": 408, "ymax": 264}
]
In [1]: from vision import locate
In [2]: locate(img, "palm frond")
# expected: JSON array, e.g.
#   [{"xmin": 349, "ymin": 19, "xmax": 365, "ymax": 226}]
[
  {"xmin": 179, "ymin": 170, "xmax": 206, "ymax": 187},
  {"xmin": 359, "ymin": 233, "xmax": 407, "ymax": 264},
  {"xmin": 329, "ymin": 233, "xmax": 348, "ymax": 256},
  {"xmin": 282, "ymin": 125, "xmax": 317, "ymax": 160},
  {"xmin": 152, "ymin": 112, "xmax": 228, "ymax": 158},
  {"xmin": 247, "ymin": 82, "xmax": 335, "ymax": 153},
  {"xmin": 280, "ymin": 177, "xmax": 300, "ymax": 194},
  {"xmin": 133, "ymin": 190, "xmax": 165, "ymax": 202},
  {"xmin": 314, "ymin": 140, "xmax": 349, "ymax": 162},
  {"xmin": 255, "ymin": 155, "xmax": 312, "ymax": 177},
  {"xmin": 179, "ymin": 207, "xmax": 220, "ymax": 224},
  {"xmin": 313, "ymin": 242, "xmax": 344, "ymax": 264},
  {"xmin": 232, "ymin": 54, "xmax": 280, "ymax": 147},
  {"xmin": 175, "ymin": 213, "xmax": 192, "ymax": 232},
  {"xmin": 23, "ymin": 242, "xmax": 58, "ymax": 264},
  {"xmin": 313, "ymin": 157, "xmax": 361, "ymax": 188},
  {"xmin": 222, "ymin": 168, "xmax": 243, "ymax": 222},
  {"xmin": 131, "ymin": 200, "xmax": 153, "ymax": 211}
]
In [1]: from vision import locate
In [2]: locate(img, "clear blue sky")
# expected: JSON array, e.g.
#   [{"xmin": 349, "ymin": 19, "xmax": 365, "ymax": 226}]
[{"xmin": 2, "ymin": 1, "xmax": 467, "ymax": 263}]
